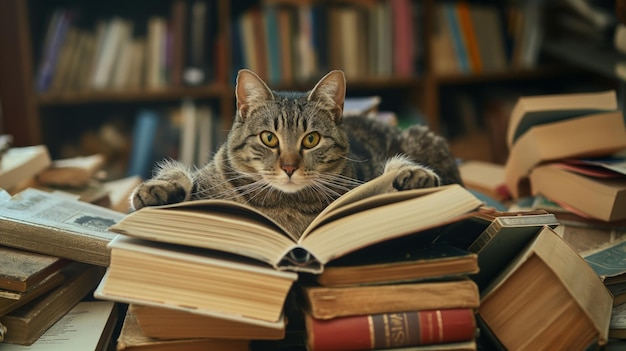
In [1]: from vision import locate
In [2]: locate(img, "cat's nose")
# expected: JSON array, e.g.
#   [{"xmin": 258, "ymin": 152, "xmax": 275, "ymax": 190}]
[{"xmin": 281, "ymin": 164, "xmax": 299, "ymax": 177}]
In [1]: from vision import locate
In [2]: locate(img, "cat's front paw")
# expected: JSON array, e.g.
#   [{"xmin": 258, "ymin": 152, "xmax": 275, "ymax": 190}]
[
  {"xmin": 393, "ymin": 166, "xmax": 440, "ymax": 190},
  {"xmin": 129, "ymin": 162, "xmax": 194, "ymax": 211},
  {"xmin": 130, "ymin": 179, "xmax": 191, "ymax": 210},
  {"xmin": 384, "ymin": 155, "xmax": 441, "ymax": 191}
]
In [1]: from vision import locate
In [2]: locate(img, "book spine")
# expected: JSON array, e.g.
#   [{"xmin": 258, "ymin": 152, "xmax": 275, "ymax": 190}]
[{"xmin": 306, "ymin": 309, "xmax": 476, "ymax": 351}]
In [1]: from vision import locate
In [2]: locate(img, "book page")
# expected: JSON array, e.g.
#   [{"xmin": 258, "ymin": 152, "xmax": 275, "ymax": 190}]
[
  {"xmin": 302, "ymin": 172, "xmax": 449, "ymax": 240},
  {"xmin": 0, "ymin": 301, "xmax": 115, "ymax": 351},
  {"xmin": 0, "ymin": 188, "xmax": 124, "ymax": 241}
]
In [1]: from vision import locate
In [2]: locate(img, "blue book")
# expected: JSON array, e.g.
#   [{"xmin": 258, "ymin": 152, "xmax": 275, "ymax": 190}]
[
  {"xmin": 230, "ymin": 17, "xmax": 244, "ymax": 84},
  {"xmin": 127, "ymin": 109, "xmax": 160, "ymax": 180},
  {"xmin": 444, "ymin": 3, "xmax": 469, "ymax": 73},
  {"xmin": 36, "ymin": 10, "xmax": 71, "ymax": 92},
  {"xmin": 264, "ymin": 5, "xmax": 282, "ymax": 84}
]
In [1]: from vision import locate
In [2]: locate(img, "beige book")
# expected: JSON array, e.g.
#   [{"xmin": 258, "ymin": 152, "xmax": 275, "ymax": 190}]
[
  {"xmin": 479, "ymin": 226, "xmax": 613, "ymax": 350},
  {"xmin": 504, "ymin": 111, "xmax": 626, "ymax": 198},
  {"xmin": 506, "ymin": 90, "xmax": 618, "ymax": 148},
  {"xmin": 0, "ymin": 145, "xmax": 51, "ymax": 193},
  {"xmin": 37, "ymin": 153, "xmax": 106, "ymax": 188},
  {"xmin": 108, "ymin": 173, "xmax": 483, "ymax": 274}
]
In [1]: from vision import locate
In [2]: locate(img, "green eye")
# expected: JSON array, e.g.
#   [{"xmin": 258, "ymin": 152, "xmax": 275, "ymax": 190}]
[
  {"xmin": 260, "ymin": 131, "xmax": 279, "ymax": 147},
  {"xmin": 302, "ymin": 132, "xmax": 321, "ymax": 149}
]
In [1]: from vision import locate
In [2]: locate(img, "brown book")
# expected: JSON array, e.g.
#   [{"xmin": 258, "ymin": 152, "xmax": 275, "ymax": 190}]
[
  {"xmin": 610, "ymin": 302, "xmax": 626, "ymax": 340},
  {"xmin": 117, "ymin": 308, "xmax": 250, "ymax": 351},
  {"xmin": 530, "ymin": 163, "xmax": 626, "ymax": 222},
  {"xmin": 36, "ymin": 153, "xmax": 105, "ymax": 188},
  {"xmin": 506, "ymin": 90, "xmax": 618, "ymax": 149},
  {"xmin": 0, "ymin": 271, "xmax": 65, "ymax": 316},
  {"xmin": 0, "ymin": 246, "xmax": 69, "ymax": 292},
  {"xmin": 479, "ymin": 226, "xmax": 613, "ymax": 350},
  {"xmin": 458, "ymin": 160, "xmax": 510, "ymax": 201},
  {"xmin": 0, "ymin": 145, "xmax": 51, "ymax": 193},
  {"xmin": 130, "ymin": 303, "xmax": 285, "ymax": 340},
  {"xmin": 0, "ymin": 188, "xmax": 125, "ymax": 267},
  {"xmin": 315, "ymin": 243, "xmax": 478, "ymax": 287},
  {"xmin": 0, "ymin": 262, "xmax": 105, "ymax": 345},
  {"xmin": 299, "ymin": 279, "xmax": 479, "ymax": 320},
  {"xmin": 108, "ymin": 174, "xmax": 482, "ymax": 275},
  {"xmin": 504, "ymin": 110, "xmax": 626, "ymax": 198},
  {"xmin": 169, "ymin": 0, "xmax": 186, "ymax": 87}
]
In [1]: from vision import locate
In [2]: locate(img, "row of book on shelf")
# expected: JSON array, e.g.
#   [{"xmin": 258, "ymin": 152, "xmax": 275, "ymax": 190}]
[
  {"xmin": 1, "ymin": 148, "xmax": 625, "ymax": 350},
  {"xmin": 35, "ymin": 0, "xmax": 220, "ymax": 94},
  {"xmin": 431, "ymin": 0, "xmax": 543, "ymax": 75},
  {"xmin": 34, "ymin": 0, "xmax": 546, "ymax": 95}
]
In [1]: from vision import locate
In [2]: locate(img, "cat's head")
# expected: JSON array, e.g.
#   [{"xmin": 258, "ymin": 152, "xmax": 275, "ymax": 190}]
[{"xmin": 226, "ymin": 69, "xmax": 351, "ymax": 194}]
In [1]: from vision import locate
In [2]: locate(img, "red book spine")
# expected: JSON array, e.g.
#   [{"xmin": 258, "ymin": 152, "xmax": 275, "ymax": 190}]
[{"xmin": 306, "ymin": 308, "xmax": 475, "ymax": 351}]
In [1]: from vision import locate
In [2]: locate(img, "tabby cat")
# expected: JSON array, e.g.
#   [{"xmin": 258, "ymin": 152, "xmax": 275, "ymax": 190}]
[{"xmin": 130, "ymin": 69, "xmax": 462, "ymax": 236}]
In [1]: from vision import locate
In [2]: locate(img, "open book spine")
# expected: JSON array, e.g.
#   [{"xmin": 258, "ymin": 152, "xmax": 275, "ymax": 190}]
[{"xmin": 276, "ymin": 245, "xmax": 323, "ymax": 274}]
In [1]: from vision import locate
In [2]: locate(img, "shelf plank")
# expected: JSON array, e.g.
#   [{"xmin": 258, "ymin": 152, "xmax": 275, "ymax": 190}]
[{"xmin": 37, "ymin": 84, "xmax": 231, "ymax": 105}]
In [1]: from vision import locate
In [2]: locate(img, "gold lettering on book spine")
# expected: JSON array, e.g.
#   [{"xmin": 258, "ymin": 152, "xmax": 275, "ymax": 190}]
[
  {"xmin": 371, "ymin": 312, "xmax": 420, "ymax": 348},
  {"xmin": 436, "ymin": 310, "xmax": 444, "ymax": 342}
]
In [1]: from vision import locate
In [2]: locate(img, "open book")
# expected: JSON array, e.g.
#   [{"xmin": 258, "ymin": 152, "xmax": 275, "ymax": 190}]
[{"xmin": 109, "ymin": 172, "xmax": 483, "ymax": 274}]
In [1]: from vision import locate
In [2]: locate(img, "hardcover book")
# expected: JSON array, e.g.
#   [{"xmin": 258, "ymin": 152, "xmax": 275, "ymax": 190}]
[
  {"xmin": 0, "ymin": 145, "xmax": 52, "ymax": 193},
  {"xmin": 129, "ymin": 303, "xmax": 285, "ymax": 340},
  {"xmin": 299, "ymin": 279, "xmax": 479, "ymax": 320},
  {"xmin": 0, "ymin": 188, "xmax": 125, "ymax": 267},
  {"xmin": 94, "ymin": 235, "xmax": 297, "ymax": 325},
  {"xmin": 530, "ymin": 163, "xmax": 626, "ymax": 222},
  {"xmin": 305, "ymin": 308, "xmax": 476, "ymax": 351},
  {"xmin": 117, "ymin": 308, "xmax": 250, "ymax": 351},
  {"xmin": 504, "ymin": 110, "xmax": 626, "ymax": 198},
  {"xmin": 479, "ymin": 226, "xmax": 613, "ymax": 350},
  {"xmin": 0, "ymin": 262, "xmax": 105, "ymax": 345},
  {"xmin": 506, "ymin": 90, "xmax": 618, "ymax": 148},
  {"xmin": 108, "ymin": 172, "xmax": 483, "ymax": 274},
  {"xmin": 0, "ymin": 246, "xmax": 69, "ymax": 292}
]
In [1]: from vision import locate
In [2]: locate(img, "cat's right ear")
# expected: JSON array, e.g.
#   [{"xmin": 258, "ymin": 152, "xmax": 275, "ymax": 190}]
[{"xmin": 235, "ymin": 69, "xmax": 274, "ymax": 119}]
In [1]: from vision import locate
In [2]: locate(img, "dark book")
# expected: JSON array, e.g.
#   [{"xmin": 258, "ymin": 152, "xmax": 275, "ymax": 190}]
[
  {"xmin": 0, "ymin": 262, "xmax": 105, "ymax": 345},
  {"xmin": 0, "ymin": 246, "xmax": 69, "ymax": 292}
]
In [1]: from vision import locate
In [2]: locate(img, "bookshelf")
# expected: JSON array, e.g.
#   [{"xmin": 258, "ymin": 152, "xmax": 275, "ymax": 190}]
[{"xmin": 0, "ymin": 0, "xmax": 581, "ymax": 169}]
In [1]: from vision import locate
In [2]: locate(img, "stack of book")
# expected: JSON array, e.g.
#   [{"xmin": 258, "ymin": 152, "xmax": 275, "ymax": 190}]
[
  {"xmin": 0, "ymin": 186, "xmax": 126, "ymax": 348},
  {"xmin": 504, "ymin": 90, "xmax": 626, "ymax": 225},
  {"xmin": 95, "ymin": 172, "xmax": 496, "ymax": 350}
]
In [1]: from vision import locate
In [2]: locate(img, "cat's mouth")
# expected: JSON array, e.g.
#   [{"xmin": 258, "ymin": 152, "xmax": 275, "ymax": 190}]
[{"xmin": 269, "ymin": 174, "xmax": 308, "ymax": 193}]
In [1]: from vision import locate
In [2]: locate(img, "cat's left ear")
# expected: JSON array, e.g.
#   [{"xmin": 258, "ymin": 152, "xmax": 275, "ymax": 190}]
[
  {"xmin": 235, "ymin": 69, "xmax": 274, "ymax": 118},
  {"xmin": 308, "ymin": 70, "xmax": 346, "ymax": 121}
]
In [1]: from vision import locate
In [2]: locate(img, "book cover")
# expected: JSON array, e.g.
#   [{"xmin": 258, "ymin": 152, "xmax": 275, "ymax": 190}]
[
  {"xmin": 0, "ymin": 188, "xmax": 124, "ymax": 267},
  {"xmin": 0, "ymin": 271, "xmax": 65, "ymax": 316},
  {"xmin": 299, "ymin": 279, "xmax": 479, "ymax": 320},
  {"xmin": 456, "ymin": 1, "xmax": 481, "ymax": 73},
  {"xmin": 530, "ymin": 163, "xmax": 626, "ymax": 222},
  {"xmin": 506, "ymin": 90, "xmax": 618, "ymax": 148},
  {"xmin": 391, "ymin": 0, "xmax": 415, "ymax": 76},
  {"xmin": 504, "ymin": 110, "xmax": 626, "ymax": 198},
  {"xmin": 0, "ymin": 246, "xmax": 69, "ymax": 292},
  {"xmin": 116, "ymin": 308, "xmax": 250, "ymax": 351},
  {"xmin": 583, "ymin": 236, "xmax": 626, "ymax": 285},
  {"xmin": 0, "ymin": 262, "xmax": 105, "ymax": 345},
  {"xmin": 479, "ymin": 226, "xmax": 613, "ymax": 349},
  {"xmin": 305, "ymin": 309, "xmax": 476, "ymax": 351},
  {"xmin": 108, "ymin": 175, "xmax": 483, "ymax": 274},
  {"xmin": 130, "ymin": 303, "xmax": 285, "ymax": 340},
  {"xmin": 316, "ymin": 242, "xmax": 478, "ymax": 287}
]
